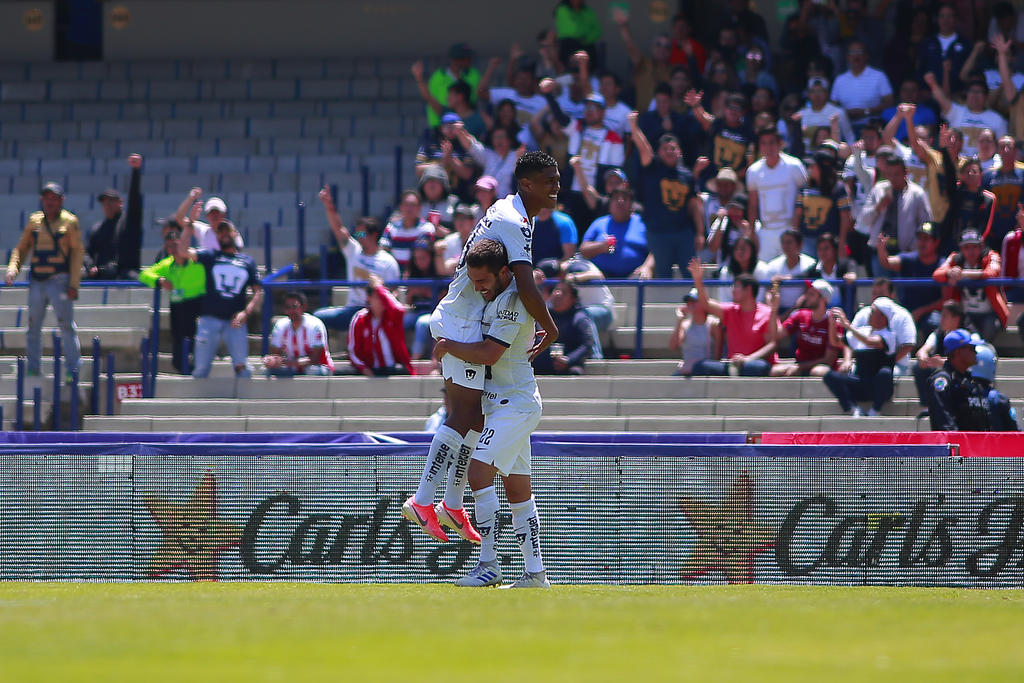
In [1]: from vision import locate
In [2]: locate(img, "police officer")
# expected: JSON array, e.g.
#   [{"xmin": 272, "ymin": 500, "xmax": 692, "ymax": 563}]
[{"xmin": 926, "ymin": 329, "xmax": 1000, "ymax": 430}]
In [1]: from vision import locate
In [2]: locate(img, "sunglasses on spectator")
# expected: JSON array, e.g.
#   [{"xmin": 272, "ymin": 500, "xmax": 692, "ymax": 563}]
[{"xmin": 353, "ymin": 230, "xmax": 368, "ymax": 239}]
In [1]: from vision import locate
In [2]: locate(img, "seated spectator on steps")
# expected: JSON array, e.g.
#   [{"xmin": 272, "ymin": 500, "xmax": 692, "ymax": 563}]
[
  {"xmin": 687, "ymin": 258, "xmax": 776, "ymax": 377},
  {"xmin": 850, "ymin": 277, "xmax": 918, "ymax": 374},
  {"xmin": 341, "ymin": 275, "xmax": 414, "ymax": 377},
  {"xmin": 533, "ymin": 280, "xmax": 593, "ymax": 375},
  {"xmin": 933, "ymin": 227, "xmax": 1008, "ymax": 343},
  {"xmin": 405, "ymin": 238, "xmax": 442, "ymax": 361},
  {"xmin": 824, "ymin": 300, "xmax": 898, "ymax": 417},
  {"xmin": 537, "ymin": 255, "xmax": 615, "ymax": 359},
  {"xmin": 263, "ymin": 291, "xmax": 334, "ymax": 377},
  {"xmin": 912, "ymin": 299, "xmax": 974, "ymax": 412},
  {"xmin": 760, "ymin": 228, "xmax": 816, "ymax": 311},
  {"xmin": 768, "ymin": 279, "xmax": 842, "ymax": 377},
  {"xmin": 803, "ymin": 232, "xmax": 857, "ymax": 307},
  {"xmin": 669, "ymin": 287, "xmax": 719, "ymax": 376}
]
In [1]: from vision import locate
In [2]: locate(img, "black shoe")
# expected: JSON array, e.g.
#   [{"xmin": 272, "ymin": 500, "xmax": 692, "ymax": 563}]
[{"xmin": 916, "ymin": 409, "xmax": 929, "ymax": 420}]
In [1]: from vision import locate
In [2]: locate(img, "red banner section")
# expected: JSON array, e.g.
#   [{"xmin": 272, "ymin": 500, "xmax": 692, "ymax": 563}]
[{"xmin": 759, "ymin": 432, "xmax": 1024, "ymax": 458}]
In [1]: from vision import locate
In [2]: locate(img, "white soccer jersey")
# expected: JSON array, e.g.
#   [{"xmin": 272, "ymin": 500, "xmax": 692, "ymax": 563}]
[
  {"xmin": 434, "ymin": 194, "xmax": 534, "ymax": 323},
  {"xmin": 480, "ymin": 280, "xmax": 542, "ymax": 416}
]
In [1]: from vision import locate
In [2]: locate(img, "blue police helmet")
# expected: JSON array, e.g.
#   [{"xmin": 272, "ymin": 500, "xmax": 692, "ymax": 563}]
[{"xmin": 970, "ymin": 342, "xmax": 997, "ymax": 382}]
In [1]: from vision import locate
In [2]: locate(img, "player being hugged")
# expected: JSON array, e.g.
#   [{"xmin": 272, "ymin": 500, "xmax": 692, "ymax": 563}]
[
  {"xmin": 435, "ymin": 239, "xmax": 548, "ymax": 588},
  {"xmin": 404, "ymin": 152, "xmax": 560, "ymax": 544}
]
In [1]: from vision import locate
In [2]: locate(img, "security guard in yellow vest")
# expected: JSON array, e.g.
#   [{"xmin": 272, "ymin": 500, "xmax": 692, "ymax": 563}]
[{"xmin": 5, "ymin": 182, "xmax": 84, "ymax": 378}]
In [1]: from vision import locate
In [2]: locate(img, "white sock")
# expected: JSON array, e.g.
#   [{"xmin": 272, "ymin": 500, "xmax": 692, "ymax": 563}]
[
  {"xmin": 510, "ymin": 496, "xmax": 544, "ymax": 574},
  {"xmin": 413, "ymin": 425, "xmax": 461, "ymax": 506},
  {"xmin": 472, "ymin": 486, "xmax": 500, "ymax": 564},
  {"xmin": 442, "ymin": 428, "xmax": 480, "ymax": 510}
]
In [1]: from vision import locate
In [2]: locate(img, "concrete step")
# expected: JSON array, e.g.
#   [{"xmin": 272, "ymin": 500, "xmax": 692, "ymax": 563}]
[
  {"xmin": 0, "ymin": 304, "xmax": 158, "ymax": 329},
  {"xmin": 0, "ymin": 286, "xmax": 157, "ymax": 306}
]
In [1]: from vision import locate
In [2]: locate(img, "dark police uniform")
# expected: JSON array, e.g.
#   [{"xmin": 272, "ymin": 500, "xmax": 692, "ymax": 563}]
[{"xmin": 926, "ymin": 361, "xmax": 994, "ymax": 431}]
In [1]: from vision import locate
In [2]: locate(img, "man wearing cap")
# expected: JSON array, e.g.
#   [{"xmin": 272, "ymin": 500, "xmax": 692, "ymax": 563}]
[
  {"xmin": 746, "ymin": 126, "xmax": 808, "ymax": 261},
  {"xmin": 933, "ymin": 228, "xmax": 1008, "ymax": 341},
  {"xmin": 565, "ymin": 92, "xmax": 625, "ymax": 223},
  {"xmin": 702, "ymin": 167, "xmax": 743, "ymax": 246},
  {"xmin": 173, "ymin": 188, "xmax": 243, "ymax": 252},
  {"xmin": 6, "ymin": 182, "xmax": 84, "ymax": 379},
  {"xmin": 876, "ymin": 223, "xmax": 945, "ymax": 339},
  {"xmin": 797, "ymin": 77, "xmax": 855, "ymax": 146},
  {"xmin": 824, "ymin": 299, "xmax": 898, "ymax": 417},
  {"xmin": 768, "ymin": 278, "xmax": 843, "ymax": 377},
  {"xmin": 418, "ymin": 43, "xmax": 481, "ymax": 131},
  {"xmin": 85, "ymin": 154, "xmax": 143, "ymax": 280},
  {"xmin": 926, "ymin": 329, "xmax": 1002, "ymax": 430},
  {"xmin": 858, "ymin": 147, "xmax": 932, "ymax": 274},
  {"xmin": 707, "ymin": 192, "xmax": 754, "ymax": 265}
]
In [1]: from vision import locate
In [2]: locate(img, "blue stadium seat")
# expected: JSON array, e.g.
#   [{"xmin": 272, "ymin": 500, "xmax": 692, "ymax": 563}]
[
  {"xmin": 1, "ymin": 82, "xmax": 46, "ymax": 102},
  {"xmin": 138, "ymin": 172, "xmax": 168, "ymax": 193},
  {"xmin": 70, "ymin": 102, "xmax": 120, "ymax": 121},
  {"xmin": 275, "ymin": 59, "xmax": 327, "ymax": 79},
  {"xmin": 50, "ymin": 81, "xmax": 99, "ymax": 102},
  {"xmin": 191, "ymin": 60, "xmax": 229, "ymax": 80},
  {"xmin": 41, "ymin": 158, "xmax": 97, "ymax": 176},
  {"xmin": 1, "ymin": 122, "xmax": 48, "ymax": 141},
  {"xmin": 207, "ymin": 81, "xmax": 248, "ymax": 100},
  {"xmin": 302, "ymin": 117, "xmax": 330, "ymax": 137},
  {"xmin": 229, "ymin": 60, "xmax": 275, "ymax": 80},
  {"xmin": 217, "ymin": 172, "xmax": 272, "ymax": 193},
  {"xmin": 161, "ymin": 119, "xmax": 201, "ymax": 139},
  {"xmin": 298, "ymin": 155, "xmax": 354, "ymax": 174},
  {"xmin": 245, "ymin": 155, "xmax": 277, "ymax": 173},
  {"xmin": 200, "ymin": 119, "xmax": 246, "ymax": 138},
  {"xmin": 175, "ymin": 101, "xmax": 225, "ymax": 120},
  {"xmin": 268, "ymin": 172, "xmax": 299, "ymax": 192},
  {"xmin": 217, "ymin": 138, "xmax": 261, "ymax": 156},
  {"xmin": 65, "ymin": 174, "xmax": 115, "ymax": 195},
  {"xmin": 127, "ymin": 61, "xmax": 185, "ymax": 81},
  {"xmin": 21, "ymin": 103, "xmax": 63, "ymax": 122},
  {"xmin": 297, "ymin": 79, "xmax": 349, "ymax": 100},
  {"xmin": 97, "ymin": 81, "xmax": 131, "ymax": 101},
  {"xmin": 98, "ymin": 120, "xmax": 155, "ymax": 141},
  {"xmin": 272, "ymin": 101, "xmax": 320, "ymax": 118},
  {"xmin": 143, "ymin": 157, "xmax": 191, "ymax": 174},
  {"xmin": 10, "ymin": 175, "xmax": 43, "ymax": 194},
  {"xmin": 324, "ymin": 58, "xmax": 356, "ymax": 79},
  {"xmin": 166, "ymin": 173, "xmax": 214, "ymax": 192},
  {"xmin": 137, "ymin": 80, "xmax": 200, "ymax": 101},
  {"xmin": 267, "ymin": 138, "xmax": 324, "ymax": 155},
  {"xmin": 250, "ymin": 80, "xmax": 296, "ymax": 100},
  {"xmin": 27, "ymin": 62, "xmax": 82, "ymax": 80},
  {"xmin": 196, "ymin": 156, "xmax": 247, "ymax": 174},
  {"xmin": 249, "ymin": 117, "xmax": 302, "ymax": 138}
]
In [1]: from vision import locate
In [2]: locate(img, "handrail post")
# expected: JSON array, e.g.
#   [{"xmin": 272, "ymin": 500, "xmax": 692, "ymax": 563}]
[
  {"xmin": 633, "ymin": 280, "xmax": 646, "ymax": 359},
  {"xmin": 15, "ymin": 356, "xmax": 24, "ymax": 430},
  {"xmin": 297, "ymin": 201, "xmax": 307, "ymax": 266},
  {"xmin": 263, "ymin": 221, "xmax": 272, "ymax": 273},
  {"xmin": 51, "ymin": 332, "xmax": 61, "ymax": 431},
  {"xmin": 105, "ymin": 352, "xmax": 115, "ymax": 416},
  {"xmin": 90, "ymin": 336, "xmax": 100, "ymax": 414}
]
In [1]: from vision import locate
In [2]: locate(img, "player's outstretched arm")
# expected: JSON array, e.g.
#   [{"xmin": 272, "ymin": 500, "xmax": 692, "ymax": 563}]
[
  {"xmin": 511, "ymin": 262, "xmax": 558, "ymax": 359},
  {"xmin": 435, "ymin": 338, "xmax": 506, "ymax": 366}
]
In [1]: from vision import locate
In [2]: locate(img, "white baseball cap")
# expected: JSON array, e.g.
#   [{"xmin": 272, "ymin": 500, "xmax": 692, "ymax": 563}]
[
  {"xmin": 204, "ymin": 197, "xmax": 228, "ymax": 214},
  {"xmin": 807, "ymin": 278, "xmax": 834, "ymax": 301}
]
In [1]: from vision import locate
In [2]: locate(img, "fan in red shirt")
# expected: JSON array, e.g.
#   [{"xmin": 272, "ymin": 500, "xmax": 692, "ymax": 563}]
[
  {"xmin": 768, "ymin": 279, "xmax": 844, "ymax": 377},
  {"xmin": 345, "ymin": 276, "xmax": 415, "ymax": 377}
]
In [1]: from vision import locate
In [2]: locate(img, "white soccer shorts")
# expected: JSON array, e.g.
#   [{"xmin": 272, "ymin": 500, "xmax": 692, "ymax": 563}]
[
  {"xmin": 430, "ymin": 308, "xmax": 485, "ymax": 390},
  {"xmin": 473, "ymin": 408, "xmax": 541, "ymax": 476}
]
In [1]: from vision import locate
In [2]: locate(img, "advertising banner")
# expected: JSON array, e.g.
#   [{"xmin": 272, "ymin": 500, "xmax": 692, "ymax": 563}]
[{"xmin": 3, "ymin": 442, "xmax": 1024, "ymax": 587}]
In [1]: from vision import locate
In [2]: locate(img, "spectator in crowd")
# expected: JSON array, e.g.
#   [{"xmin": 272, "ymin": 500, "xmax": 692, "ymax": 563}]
[
  {"xmin": 830, "ymin": 40, "xmax": 894, "ymax": 134},
  {"xmin": 191, "ymin": 221, "xmax": 262, "ymax": 379},
  {"xmin": 383, "ymin": 190, "xmax": 435, "ymax": 270},
  {"xmin": 314, "ymin": 189, "xmax": 400, "ymax": 332},
  {"xmin": 794, "ymin": 148, "xmax": 852, "ymax": 258},
  {"xmin": 436, "ymin": 203, "xmax": 477, "ymax": 277},
  {"xmin": 561, "ymin": 255, "xmax": 615, "ymax": 358},
  {"xmin": 478, "ymin": 56, "xmax": 547, "ymax": 130},
  {"xmin": 174, "ymin": 190, "xmax": 243, "ymax": 252},
  {"xmin": 1001, "ymin": 202, "xmax": 1024, "ymax": 306},
  {"xmin": 982, "ymin": 135, "xmax": 1024, "ymax": 251},
  {"xmin": 919, "ymin": 3, "xmax": 971, "ymax": 94},
  {"xmin": 405, "ymin": 238, "xmax": 442, "ymax": 361},
  {"xmin": 554, "ymin": 0, "xmax": 602, "ymax": 66},
  {"xmin": 580, "ymin": 186, "xmax": 649, "ymax": 278},
  {"xmin": 669, "ymin": 12, "xmax": 706, "ymax": 72},
  {"xmin": 707, "ymin": 191, "xmax": 755, "ymax": 265},
  {"xmin": 975, "ymin": 129, "xmax": 1000, "ymax": 173},
  {"xmin": 560, "ymin": 92, "xmax": 625, "ymax": 223},
  {"xmin": 942, "ymin": 154, "xmax": 995, "ymax": 253},
  {"xmin": 796, "ymin": 77, "xmax": 855, "ymax": 145},
  {"xmin": 415, "ymin": 113, "xmax": 477, "ymax": 198},
  {"xmin": 532, "ymin": 280, "xmax": 593, "ymax": 375},
  {"xmin": 638, "ymin": 84, "xmax": 704, "ymax": 166},
  {"xmin": 912, "ymin": 299, "xmax": 971, "ymax": 412},
  {"xmin": 933, "ymin": 227, "xmax": 1008, "ymax": 342},
  {"xmin": 768, "ymin": 278, "xmax": 842, "ymax": 377},
  {"xmin": 263, "ymin": 291, "xmax": 334, "ymax": 377},
  {"xmin": 629, "ymin": 112, "xmax": 704, "ymax": 277},
  {"xmin": 6, "ymin": 182, "xmax": 83, "ymax": 380},
  {"xmin": 85, "ymin": 154, "xmax": 143, "ymax": 280},
  {"xmin": 824, "ymin": 299, "xmax": 898, "ymax": 417},
  {"xmin": 762, "ymin": 229, "xmax": 816, "ymax": 312},
  {"xmin": 850, "ymin": 277, "xmax": 918, "ymax": 373},
  {"xmin": 411, "ymin": 60, "xmax": 486, "ymax": 139},
  {"xmin": 880, "ymin": 80, "xmax": 938, "ymax": 143},
  {"xmin": 420, "ymin": 43, "xmax": 481, "ymax": 131},
  {"xmin": 901, "ymin": 106, "xmax": 951, "ymax": 226},
  {"xmin": 459, "ymin": 122, "xmax": 522, "ymax": 197},
  {"xmin": 417, "ymin": 164, "xmax": 458, "ymax": 231},
  {"xmin": 837, "ymin": 0, "xmax": 885, "ymax": 69},
  {"xmin": 597, "ymin": 72, "xmax": 631, "ymax": 136},
  {"xmin": 688, "ymin": 90, "xmax": 754, "ymax": 182},
  {"xmin": 740, "ymin": 44, "xmax": 778, "ymax": 97},
  {"xmin": 669, "ymin": 287, "xmax": 719, "ymax": 376},
  {"xmin": 532, "ymin": 205, "xmax": 578, "ymax": 264},
  {"xmin": 612, "ymin": 6, "xmax": 673, "ymax": 111},
  {"xmin": 875, "ymin": 223, "xmax": 946, "ymax": 340},
  {"xmin": 702, "ymin": 167, "xmax": 743, "ymax": 235},
  {"xmin": 688, "ymin": 259, "xmax": 776, "ymax": 377},
  {"xmin": 474, "ymin": 175, "xmax": 499, "ymax": 212},
  {"xmin": 138, "ymin": 224, "xmax": 206, "ymax": 374},
  {"xmin": 924, "ymin": 72, "xmax": 1007, "ymax": 157},
  {"xmin": 843, "ymin": 121, "xmax": 884, "ymax": 234},
  {"xmin": 571, "ymin": 161, "xmax": 632, "ymax": 216},
  {"xmin": 344, "ymin": 275, "xmax": 414, "ymax": 377},
  {"xmin": 992, "ymin": 34, "xmax": 1024, "ymax": 140},
  {"xmin": 804, "ymin": 232, "xmax": 857, "ymax": 306},
  {"xmin": 926, "ymin": 328, "xmax": 1017, "ymax": 431},
  {"xmin": 884, "ymin": 8, "xmax": 930, "ymax": 88},
  {"xmin": 858, "ymin": 148, "xmax": 932, "ymax": 273},
  {"xmin": 747, "ymin": 126, "xmax": 808, "ymax": 261},
  {"xmin": 716, "ymin": 233, "xmax": 768, "ymax": 301},
  {"xmin": 551, "ymin": 50, "xmax": 595, "ymax": 122}
]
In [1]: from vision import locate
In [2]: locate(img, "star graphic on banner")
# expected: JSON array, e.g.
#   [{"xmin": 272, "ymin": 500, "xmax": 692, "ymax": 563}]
[
  {"xmin": 679, "ymin": 472, "xmax": 775, "ymax": 584},
  {"xmin": 145, "ymin": 470, "xmax": 242, "ymax": 581}
]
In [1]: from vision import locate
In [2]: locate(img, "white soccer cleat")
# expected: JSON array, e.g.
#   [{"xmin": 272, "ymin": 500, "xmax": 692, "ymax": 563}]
[
  {"xmin": 499, "ymin": 570, "xmax": 550, "ymax": 589},
  {"xmin": 454, "ymin": 560, "xmax": 503, "ymax": 587}
]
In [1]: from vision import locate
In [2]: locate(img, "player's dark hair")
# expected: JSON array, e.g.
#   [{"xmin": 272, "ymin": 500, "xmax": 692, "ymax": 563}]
[
  {"xmin": 466, "ymin": 238, "xmax": 509, "ymax": 274},
  {"xmin": 400, "ymin": 189, "xmax": 420, "ymax": 204},
  {"xmin": 735, "ymin": 273, "xmax": 759, "ymax": 298},
  {"xmin": 599, "ymin": 71, "xmax": 621, "ymax": 87},
  {"xmin": 782, "ymin": 228, "xmax": 804, "ymax": 244},
  {"xmin": 284, "ymin": 290, "xmax": 307, "ymax": 307},
  {"xmin": 874, "ymin": 277, "xmax": 894, "ymax": 295},
  {"xmin": 355, "ymin": 216, "xmax": 382, "ymax": 239},
  {"xmin": 514, "ymin": 151, "xmax": 557, "ymax": 182}
]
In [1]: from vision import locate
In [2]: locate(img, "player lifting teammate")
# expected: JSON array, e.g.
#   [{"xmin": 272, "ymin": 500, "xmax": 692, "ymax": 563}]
[{"xmin": 403, "ymin": 152, "xmax": 560, "ymax": 544}]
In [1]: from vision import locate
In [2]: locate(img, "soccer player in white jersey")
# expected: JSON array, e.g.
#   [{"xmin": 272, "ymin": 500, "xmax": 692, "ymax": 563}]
[
  {"xmin": 435, "ymin": 239, "xmax": 548, "ymax": 588},
  {"xmin": 403, "ymin": 152, "xmax": 560, "ymax": 544}
]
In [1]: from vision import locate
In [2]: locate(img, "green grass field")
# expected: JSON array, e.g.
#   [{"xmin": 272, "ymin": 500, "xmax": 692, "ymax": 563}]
[{"xmin": 1, "ymin": 583, "xmax": 1022, "ymax": 682}]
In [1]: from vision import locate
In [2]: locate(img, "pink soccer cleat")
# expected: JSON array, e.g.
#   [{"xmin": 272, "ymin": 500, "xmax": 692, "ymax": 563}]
[
  {"xmin": 402, "ymin": 497, "xmax": 449, "ymax": 543},
  {"xmin": 435, "ymin": 502, "xmax": 482, "ymax": 544}
]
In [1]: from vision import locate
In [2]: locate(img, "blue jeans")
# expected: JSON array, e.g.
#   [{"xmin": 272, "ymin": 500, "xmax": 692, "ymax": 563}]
[
  {"xmin": 314, "ymin": 303, "xmax": 362, "ymax": 331},
  {"xmin": 412, "ymin": 313, "xmax": 433, "ymax": 358},
  {"xmin": 823, "ymin": 368, "xmax": 894, "ymax": 411},
  {"xmin": 192, "ymin": 315, "xmax": 251, "ymax": 378},
  {"xmin": 585, "ymin": 305, "xmax": 613, "ymax": 360},
  {"xmin": 27, "ymin": 272, "xmax": 80, "ymax": 374},
  {"xmin": 690, "ymin": 358, "xmax": 771, "ymax": 376},
  {"xmin": 646, "ymin": 230, "xmax": 695, "ymax": 279}
]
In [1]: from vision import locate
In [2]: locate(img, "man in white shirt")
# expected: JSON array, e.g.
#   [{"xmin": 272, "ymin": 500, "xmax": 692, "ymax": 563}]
[
  {"xmin": 923, "ymin": 73, "xmax": 1008, "ymax": 156},
  {"xmin": 798, "ymin": 77, "xmax": 855, "ymax": 145},
  {"xmin": 850, "ymin": 278, "xmax": 917, "ymax": 374},
  {"xmin": 263, "ymin": 291, "xmax": 334, "ymax": 376},
  {"xmin": 830, "ymin": 41, "xmax": 894, "ymax": 133},
  {"xmin": 313, "ymin": 187, "xmax": 400, "ymax": 331},
  {"xmin": 761, "ymin": 229, "xmax": 816, "ymax": 311},
  {"xmin": 597, "ymin": 72, "xmax": 632, "ymax": 137},
  {"xmin": 746, "ymin": 127, "xmax": 808, "ymax": 261},
  {"xmin": 173, "ymin": 190, "xmax": 244, "ymax": 252},
  {"xmin": 436, "ymin": 203, "xmax": 477, "ymax": 276}
]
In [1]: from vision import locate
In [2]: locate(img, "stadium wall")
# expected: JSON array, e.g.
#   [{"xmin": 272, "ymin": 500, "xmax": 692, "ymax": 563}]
[
  {"xmin": 3, "ymin": 439, "xmax": 1024, "ymax": 587},
  {"xmin": 0, "ymin": 1, "xmax": 55, "ymax": 60}
]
